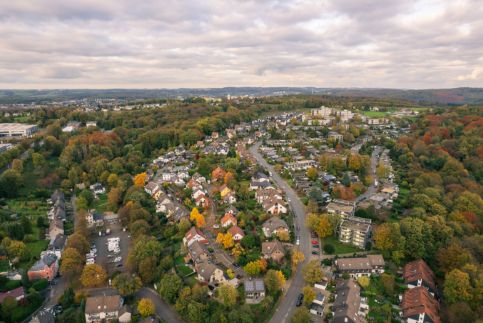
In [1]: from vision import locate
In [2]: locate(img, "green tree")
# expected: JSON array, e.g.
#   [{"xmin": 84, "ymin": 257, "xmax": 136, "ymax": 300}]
[
  {"xmin": 112, "ymin": 273, "xmax": 142, "ymax": 296},
  {"xmin": 444, "ymin": 269, "xmax": 472, "ymax": 303},
  {"xmin": 60, "ymin": 248, "xmax": 84, "ymax": 278},
  {"xmin": 66, "ymin": 233, "xmax": 90, "ymax": 255},
  {"xmin": 158, "ymin": 274, "xmax": 182, "ymax": 304},
  {"xmin": 291, "ymin": 307, "xmax": 311, "ymax": 323},
  {"xmin": 216, "ymin": 284, "xmax": 238, "ymax": 307}
]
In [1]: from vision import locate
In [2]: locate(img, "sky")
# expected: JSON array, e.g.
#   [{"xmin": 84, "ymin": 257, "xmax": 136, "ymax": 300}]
[{"xmin": 0, "ymin": 0, "xmax": 482, "ymax": 89}]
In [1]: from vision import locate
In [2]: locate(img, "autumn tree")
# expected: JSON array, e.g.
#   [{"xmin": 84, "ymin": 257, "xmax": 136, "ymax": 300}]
[
  {"xmin": 357, "ymin": 276, "xmax": 370, "ymax": 288},
  {"xmin": 81, "ymin": 264, "xmax": 107, "ymax": 288},
  {"xmin": 302, "ymin": 260, "xmax": 324, "ymax": 284},
  {"xmin": 190, "ymin": 208, "xmax": 205, "ymax": 228},
  {"xmin": 306, "ymin": 167, "xmax": 318, "ymax": 181},
  {"xmin": 302, "ymin": 285, "xmax": 315, "ymax": 305},
  {"xmin": 216, "ymin": 284, "xmax": 238, "ymax": 307},
  {"xmin": 264, "ymin": 270, "xmax": 286, "ymax": 294},
  {"xmin": 133, "ymin": 172, "xmax": 147, "ymax": 187},
  {"xmin": 66, "ymin": 233, "xmax": 90, "ymax": 255},
  {"xmin": 138, "ymin": 298, "xmax": 155, "ymax": 317},
  {"xmin": 306, "ymin": 214, "xmax": 333, "ymax": 238},
  {"xmin": 291, "ymin": 307, "xmax": 311, "ymax": 323},
  {"xmin": 216, "ymin": 233, "xmax": 234, "ymax": 249},
  {"xmin": 291, "ymin": 249, "xmax": 305, "ymax": 269},
  {"xmin": 60, "ymin": 248, "xmax": 84, "ymax": 278},
  {"xmin": 244, "ymin": 259, "xmax": 267, "ymax": 276},
  {"xmin": 277, "ymin": 230, "xmax": 290, "ymax": 241}
]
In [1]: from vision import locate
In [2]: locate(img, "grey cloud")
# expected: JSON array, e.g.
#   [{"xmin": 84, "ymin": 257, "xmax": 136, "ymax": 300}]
[{"xmin": 0, "ymin": 0, "xmax": 481, "ymax": 89}]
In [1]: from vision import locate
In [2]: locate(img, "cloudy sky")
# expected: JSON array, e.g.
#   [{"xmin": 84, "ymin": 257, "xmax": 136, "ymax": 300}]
[{"xmin": 0, "ymin": 0, "xmax": 482, "ymax": 89}]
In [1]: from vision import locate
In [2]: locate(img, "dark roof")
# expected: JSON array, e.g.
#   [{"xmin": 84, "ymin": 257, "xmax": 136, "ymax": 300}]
[
  {"xmin": 333, "ymin": 279, "xmax": 363, "ymax": 323},
  {"xmin": 244, "ymin": 278, "xmax": 265, "ymax": 293}
]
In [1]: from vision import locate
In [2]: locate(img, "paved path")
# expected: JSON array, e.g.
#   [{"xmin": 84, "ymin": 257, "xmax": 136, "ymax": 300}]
[
  {"xmin": 135, "ymin": 287, "xmax": 183, "ymax": 323},
  {"xmin": 249, "ymin": 142, "xmax": 310, "ymax": 323}
]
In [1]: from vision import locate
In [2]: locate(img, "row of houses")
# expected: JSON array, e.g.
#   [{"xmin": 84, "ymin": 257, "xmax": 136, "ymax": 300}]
[{"xmin": 144, "ymin": 180, "xmax": 189, "ymax": 222}]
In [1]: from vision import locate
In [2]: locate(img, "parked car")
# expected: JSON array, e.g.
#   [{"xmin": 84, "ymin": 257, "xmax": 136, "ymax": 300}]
[
  {"xmin": 311, "ymin": 240, "xmax": 318, "ymax": 245},
  {"xmin": 312, "ymin": 251, "xmax": 320, "ymax": 255},
  {"xmin": 296, "ymin": 293, "xmax": 304, "ymax": 307}
]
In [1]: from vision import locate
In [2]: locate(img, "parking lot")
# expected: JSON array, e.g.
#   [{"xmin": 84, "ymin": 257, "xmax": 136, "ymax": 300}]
[{"xmin": 92, "ymin": 221, "xmax": 131, "ymax": 275}]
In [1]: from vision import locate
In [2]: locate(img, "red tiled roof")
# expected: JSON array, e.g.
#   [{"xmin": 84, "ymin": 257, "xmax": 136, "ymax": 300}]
[
  {"xmin": 403, "ymin": 259, "xmax": 436, "ymax": 291},
  {"xmin": 402, "ymin": 287, "xmax": 441, "ymax": 323}
]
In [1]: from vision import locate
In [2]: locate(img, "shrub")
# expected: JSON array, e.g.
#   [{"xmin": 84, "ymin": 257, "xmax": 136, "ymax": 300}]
[
  {"xmin": 31, "ymin": 279, "xmax": 48, "ymax": 291},
  {"xmin": 323, "ymin": 244, "xmax": 335, "ymax": 254}
]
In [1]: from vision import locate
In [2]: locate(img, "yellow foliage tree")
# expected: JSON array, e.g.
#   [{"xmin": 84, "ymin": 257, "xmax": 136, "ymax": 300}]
[
  {"xmin": 134, "ymin": 172, "xmax": 147, "ymax": 187},
  {"xmin": 137, "ymin": 298, "xmax": 155, "ymax": 317},
  {"xmin": 277, "ymin": 230, "xmax": 290, "ymax": 241},
  {"xmin": 190, "ymin": 208, "xmax": 205, "ymax": 227},
  {"xmin": 292, "ymin": 249, "xmax": 305, "ymax": 269},
  {"xmin": 223, "ymin": 233, "xmax": 234, "ymax": 249}
]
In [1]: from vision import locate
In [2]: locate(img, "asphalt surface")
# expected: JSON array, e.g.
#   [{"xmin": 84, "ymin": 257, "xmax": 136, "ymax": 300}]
[
  {"xmin": 249, "ymin": 142, "xmax": 311, "ymax": 323},
  {"xmin": 356, "ymin": 146, "xmax": 381, "ymax": 203},
  {"xmin": 135, "ymin": 287, "xmax": 183, "ymax": 323}
]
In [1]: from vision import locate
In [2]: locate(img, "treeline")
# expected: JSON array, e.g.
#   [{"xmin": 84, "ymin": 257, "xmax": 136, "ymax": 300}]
[{"xmin": 374, "ymin": 105, "xmax": 482, "ymax": 320}]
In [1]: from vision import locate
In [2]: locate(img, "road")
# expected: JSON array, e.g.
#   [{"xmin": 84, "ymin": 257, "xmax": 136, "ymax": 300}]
[
  {"xmin": 356, "ymin": 146, "xmax": 381, "ymax": 203},
  {"xmin": 135, "ymin": 287, "xmax": 183, "ymax": 323},
  {"xmin": 249, "ymin": 142, "xmax": 311, "ymax": 323}
]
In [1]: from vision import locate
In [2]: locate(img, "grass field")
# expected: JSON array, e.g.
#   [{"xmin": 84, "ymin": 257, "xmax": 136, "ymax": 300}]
[
  {"xmin": 323, "ymin": 236, "xmax": 361, "ymax": 254},
  {"xmin": 177, "ymin": 264, "xmax": 195, "ymax": 277},
  {"xmin": 0, "ymin": 260, "xmax": 10, "ymax": 272},
  {"xmin": 361, "ymin": 111, "xmax": 388, "ymax": 118}
]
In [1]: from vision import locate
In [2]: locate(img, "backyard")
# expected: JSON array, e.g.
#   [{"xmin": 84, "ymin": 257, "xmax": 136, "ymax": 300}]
[{"xmin": 322, "ymin": 236, "xmax": 361, "ymax": 255}]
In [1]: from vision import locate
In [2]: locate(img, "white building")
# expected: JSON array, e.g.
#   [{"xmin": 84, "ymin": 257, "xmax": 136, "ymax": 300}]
[{"xmin": 0, "ymin": 123, "xmax": 38, "ymax": 137}]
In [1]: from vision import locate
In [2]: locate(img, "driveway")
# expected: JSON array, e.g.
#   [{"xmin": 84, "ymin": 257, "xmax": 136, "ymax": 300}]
[
  {"xmin": 135, "ymin": 287, "xmax": 183, "ymax": 323},
  {"xmin": 249, "ymin": 142, "xmax": 311, "ymax": 323}
]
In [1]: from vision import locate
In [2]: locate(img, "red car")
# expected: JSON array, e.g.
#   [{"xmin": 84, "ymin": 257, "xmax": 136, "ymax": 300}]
[{"xmin": 311, "ymin": 240, "xmax": 318, "ymax": 245}]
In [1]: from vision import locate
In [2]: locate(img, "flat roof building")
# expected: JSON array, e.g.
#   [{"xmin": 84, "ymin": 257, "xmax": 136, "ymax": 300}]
[{"xmin": 0, "ymin": 123, "xmax": 38, "ymax": 137}]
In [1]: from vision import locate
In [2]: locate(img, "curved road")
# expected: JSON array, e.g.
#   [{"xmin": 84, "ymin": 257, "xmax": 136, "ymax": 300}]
[{"xmin": 249, "ymin": 142, "xmax": 311, "ymax": 323}]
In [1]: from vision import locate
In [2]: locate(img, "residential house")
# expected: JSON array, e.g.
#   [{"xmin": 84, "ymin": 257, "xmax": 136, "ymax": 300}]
[
  {"xmin": 194, "ymin": 195, "xmax": 210, "ymax": 209},
  {"xmin": 244, "ymin": 278, "xmax": 265, "ymax": 304},
  {"xmin": 28, "ymin": 254, "xmax": 58, "ymax": 281},
  {"xmin": 222, "ymin": 192, "xmax": 237, "ymax": 205},
  {"xmin": 183, "ymin": 227, "xmax": 208, "ymax": 247},
  {"xmin": 219, "ymin": 184, "xmax": 232, "ymax": 198},
  {"xmin": 220, "ymin": 213, "xmax": 237, "ymax": 228},
  {"xmin": 228, "ymin": 226, "xmax": 245, "ymax": 241},
  {"xmin": 85, "ymin": 293, "xmax": 131, "ymax": 323},
  {"xmin": 401, "ymin": 287, "xmax": 441, "ymax": 323},
  {"xmin": 255, "ymin": 188, "xmax": 283, "ymax": 204},
  {"xmin": 195, "ymin": 262, "xmax": 226, "ymax": 285},
  {"xmin": 339, "ymin": 216, "xmax": 372, "ymax": 249},
  {"xmin": 335, "ymin": 255, "xmax": 385, "ymax": 278},
  {"xmin": 262, "ymin": 240, "xmax": 286, "ymax": 263},
  {"xmin": 187, "ymin": 241, "xmax": 210, "ymax": 264},
  {"xmin": 86, "ymin": 211, "xmax": 104, "ymax": 228},
  {"xmin": 192, "ymin": 188, "xmax": 206, "ymax": 200},
  {"xmin": 225, "ymin": 205, "xmax": 239, "ymax": 216},
  {"xmin": 0, "ymin": 287, "xmax": 25, "ymax": 303},
  {"xmin": 326, "ymin": 199, "xmax": 355, "ymax": 218},
  {"xmin": 332, "ymin": 279, "xmax": 365, "ymax": 323},
  {"xmin": 309, "ymin": 292, "xmax": 325, "ymax": 317},
  {"xmin": 262, "ymin": 200, "xmax": 287, "ymax": 215},
  {"xmin": 328, "ymin": 131, "xmax": 343, "ymax": 142},
  {"xmin": 144, "ymin": 181, "xmax": 160, "ymax": 196},
  {"xmin": 262, "ymin": 217, "xmax": 289, "ymax": 238},
  {"xmin": 403, "ymin": 260, "xmax": 437, "ymax": 296},
  {"xmin": 48, "ymin": 218, "xmax": 64, "ymax": 243},
  {"xmin": 89, "ymin": 183, "xmax": 106, "ymax": 195}
]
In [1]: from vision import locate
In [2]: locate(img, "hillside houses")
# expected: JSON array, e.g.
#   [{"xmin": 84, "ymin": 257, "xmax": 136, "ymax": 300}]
[
  {"xmin": 403, "ymin": 259, "xmax": 437, "ymax": 296},
  {"xmin": 401, "ymin": 287, "xmax": 441, "ymax": 323},
  {"xmin": 143, "ymin": 180, "xmax": 189, "ymax": 222},
  {"xmin": 183, "ymin": 227, "xmax": 209, "ymax": 247}
]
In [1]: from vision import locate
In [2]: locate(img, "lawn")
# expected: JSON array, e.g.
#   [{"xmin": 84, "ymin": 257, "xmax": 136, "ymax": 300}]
[
  {"xmin": 0, "ymin": 260, "xmax": 10, "ymax": 273},
  {"xmin": 322, "ymin": 236, "xmax": 361, "ymax": 255},
  {"xmin": 93, "ymin": 194, "xmax": 109, "ymax": 213},
  {"xmin": 176, "ymin": 264, "xmax": 195, "ymax": 277},
  {"xmin": 361, "ymin": 111, "xmax": 388, "ymax": 118}
]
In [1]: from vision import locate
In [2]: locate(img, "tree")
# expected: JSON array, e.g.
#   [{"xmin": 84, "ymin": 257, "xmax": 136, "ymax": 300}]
[
  {"xmin": 11, "ymin": 159, "xmax": 23, "ymax": 173},
  {"xmin": 137, "ymin": 298, "xmax": 155, "ymax": 317},
  {"xmin": 108, "ymin": 187, "xmax": 122, "ymax": 210},
  {"xmin": 323, "ymin": 244, "xmax": 335, "ymax": 254},
  {"xmin": 66, "ymin": 233, "xmax": 90, "ymax": 255},
  {"xmin": 302, "ymin": 285, "xmax": 315, "ymax": 305},
  {"xmin": 1, "ymin": 296, "xmax": 17, "ymax": 319},
  {"xmin": 291, "ymin": 307, "xmax": 311, "ymax": 323},
  {"xmin": 291, "ymin": 249, "xmax": 305, "ymax": 269},
  {"xmin": 60, "ymin": 248, "xmax": 84, "ymax": 278},
  {"xmin": 32, "ymin": 152, "xmax": 46, "ymax": 169},
  {"xmin": 381, "ymin": 273, "xmax": 395, "ymax": 296},
  {"xmin": 2, "ymin": 239, "xmax": 29, "ymax": 262},
  {"xmin": 302, "ymin": 260, "xmax": 324, "ymax": 284},
  {"xmin": 244, "ymin": 259, "xmax": 266, "ymax": 276},
  {"xmin": 306, "ymin": 214, "xmax": 333, "ymax": 238},
  {"xmin": 112, "ymin": 273, "xmax": 142, "ymax": 296},
  {"xmin": 138, "ymin": 256, "xmax": 158, "ymax": 283},
  {"xmin": 277, "ymin": 230, "xmax": 290, "ymax": 241},
  {"xmin": 0, "ymin": 169, "xmax": 22, "ymax": 198},
  {"xmin": 357, "ymin": 276, "xmax": 370, "ymax": 288},
  {"xmin": 264, "ymin": 270, "xmax": 285, "ymax": 294},
  {"xmin": 444, "ymin": 269, "xmax": 472, "ymax": 303},
  {"xmin": 158, "ymin": 274, "xmax": 182, "ymax": 304},
  {"xmin": 436, "ymin": 243, "xmax": 473, "ymax": 273},
  {"xmin": 306, "ymin": 167, "xmax": 318, "ymax": 181},
  {"xmin": 134, "ymin": 172, "xmax": 147, "ymax": 187},
  {"xmin": 216, "ymin": 284, "xmax": 238, "ymax": 307},
  {"xmin": 81, "ymin": 264, "xmax": 107, "ymax": 288},
  {"xmin": 190, "ymin": 208, "xmax": 205, "ymax": 228},
  {"xmin": 447, "ymin": 302, "xmax": 477, "ymax": 323}
]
